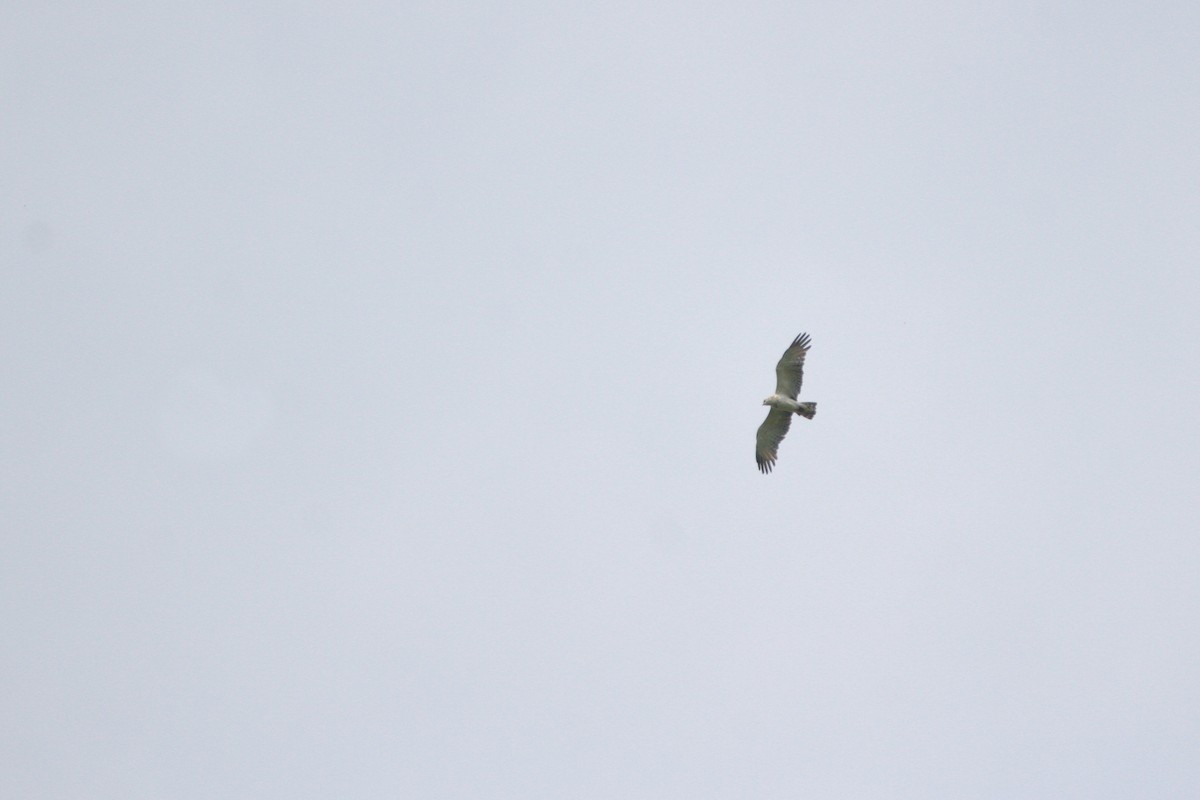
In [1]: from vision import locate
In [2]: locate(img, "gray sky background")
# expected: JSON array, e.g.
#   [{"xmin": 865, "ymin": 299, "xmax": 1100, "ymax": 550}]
[{"xmin": 4, "ymin": 3, "xmax": 1199, "ymax": 798}]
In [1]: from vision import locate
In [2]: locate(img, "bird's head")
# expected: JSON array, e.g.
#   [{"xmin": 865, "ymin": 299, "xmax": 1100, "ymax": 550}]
[{"xmin": 762, "ymin": 396, "xmax": 773, "ymax": 406}]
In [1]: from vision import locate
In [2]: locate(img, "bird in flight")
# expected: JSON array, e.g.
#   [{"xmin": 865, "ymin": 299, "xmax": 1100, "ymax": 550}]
[{"xmin": 756, "ymin": 333, "xmax": 817, "ymax": 473}]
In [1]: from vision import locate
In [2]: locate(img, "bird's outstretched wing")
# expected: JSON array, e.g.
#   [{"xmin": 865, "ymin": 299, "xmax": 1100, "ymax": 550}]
[
  {"xmin": 774, "ymin": 332, "xmax": 811, "ymax": 399},
  {"xmin": 755, "ymin": 408, "xmax": 793, "ymax": 474}
]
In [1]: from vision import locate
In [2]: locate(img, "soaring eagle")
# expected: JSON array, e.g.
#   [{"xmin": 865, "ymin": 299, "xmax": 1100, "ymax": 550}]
[{"xmin": 756, "ymin": 333, "xmax": 817, "ymax": 473}]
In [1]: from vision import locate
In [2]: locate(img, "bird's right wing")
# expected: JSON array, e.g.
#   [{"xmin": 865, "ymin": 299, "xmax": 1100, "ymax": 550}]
[
  {"xmin": 755, "ymin": 408, "xmax": 793, "ymax": 474},
  {"xmin": 774, "ymin": 332, "xmax": 811, "ymax": 399}
]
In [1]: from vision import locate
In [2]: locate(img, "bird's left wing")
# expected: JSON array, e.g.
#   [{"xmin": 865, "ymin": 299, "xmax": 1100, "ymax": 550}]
[
  {"xmin": 755, "ymin": 408, "xmax": 793, "ymax": 474},
  {"xmin": 774, "ymin": 332, "xmax": 811, "ymax": 399}
]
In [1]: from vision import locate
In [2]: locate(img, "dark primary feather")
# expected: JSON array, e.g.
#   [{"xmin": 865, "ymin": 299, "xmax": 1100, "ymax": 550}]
[
  {"xmin": 774, "ymin": 332, "xmax": 811, "ymax": 399},
  {"xmin": 755, "ymin": 408, "xmax": 793, "ymax": 474}
]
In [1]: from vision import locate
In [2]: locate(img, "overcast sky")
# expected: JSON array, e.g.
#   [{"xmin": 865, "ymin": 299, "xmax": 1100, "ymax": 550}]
[{"xmin": 4, "ymin": 3, "xmax": 1199, "ymax": 798}]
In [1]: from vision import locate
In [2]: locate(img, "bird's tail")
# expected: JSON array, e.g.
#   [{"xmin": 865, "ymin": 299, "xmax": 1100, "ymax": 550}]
[{"xmin": 796, "ymin": 402, "xmax": 817, "ymax": 419}]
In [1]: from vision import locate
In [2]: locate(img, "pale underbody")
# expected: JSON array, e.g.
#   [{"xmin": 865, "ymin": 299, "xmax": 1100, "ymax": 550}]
[{"xmin": 763, "ymin": 394, "xmax": 804, "ymax": 412}]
